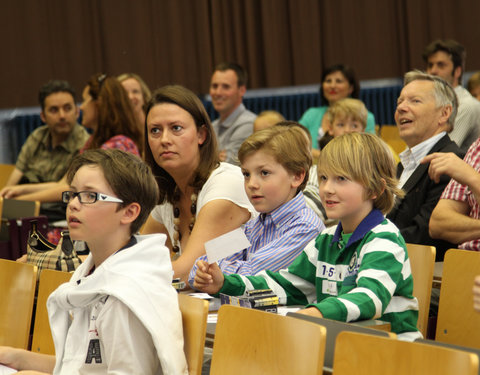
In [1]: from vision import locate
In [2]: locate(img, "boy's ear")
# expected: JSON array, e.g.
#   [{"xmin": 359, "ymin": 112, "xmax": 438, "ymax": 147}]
[
  {"xmin": 120, "ymin": 202, "xmax": 141, "ymax": 225},
  {"xmin": 291, "ymin": 170, "xmax": 306, "ymax": 189},
  {"xmin": 369, "ymin": 178, "xmax": 386, "ymax": 200}
]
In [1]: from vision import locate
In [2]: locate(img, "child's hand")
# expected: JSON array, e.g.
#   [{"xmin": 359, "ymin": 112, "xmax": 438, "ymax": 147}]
[
  {"xmin": 193, "ymin": 260, "xmax": 224, "ymax": 295},
  {"xmin": 295, "ymin": 306, "xmax": 323, "ymax": 318}
]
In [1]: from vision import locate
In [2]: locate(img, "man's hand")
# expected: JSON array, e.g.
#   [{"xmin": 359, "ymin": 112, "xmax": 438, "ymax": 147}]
[
  {"xmin": 0, "ymin": 185, "xmax": 24, "ymax": 199},
  {"xmin": 193, "ymin": 260, "xmax": 224, "ymax": 295},
  {"xmin": 218, "ymin": 149, "xmax": 227, "ymax": 162},
  {"xmin": 421, "ymin": 152, "xmax": 474, "ymax": 185}
]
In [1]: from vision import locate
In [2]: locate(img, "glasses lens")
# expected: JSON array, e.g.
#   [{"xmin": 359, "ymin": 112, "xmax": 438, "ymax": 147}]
[
  {"xmin": 79, "ymin": 191, "xmax": 97, "ymax": 204},
  {"xmin": 62, "ymin": 191, "xmax": 71, "ymax": 203}
]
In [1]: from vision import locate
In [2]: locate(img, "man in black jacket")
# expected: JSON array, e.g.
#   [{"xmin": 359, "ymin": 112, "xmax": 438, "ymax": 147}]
[{"xmin": 387, "ymin": 70, "xmax": 465, "ymax": 261}]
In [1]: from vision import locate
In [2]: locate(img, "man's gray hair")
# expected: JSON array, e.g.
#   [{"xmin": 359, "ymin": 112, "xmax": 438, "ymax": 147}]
[{"xmin": 404, "ymin": 70, "xmax": 458, "ymax": 131}]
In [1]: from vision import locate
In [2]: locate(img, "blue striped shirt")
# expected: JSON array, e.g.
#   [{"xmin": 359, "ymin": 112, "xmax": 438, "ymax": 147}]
[{"xmin": 188, "ymin": 191, "xmax": 324, "ymax": 286}]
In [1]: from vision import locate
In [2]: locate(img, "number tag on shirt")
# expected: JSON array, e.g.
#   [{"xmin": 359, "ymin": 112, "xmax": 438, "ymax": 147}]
[{"xmin": 322, "ymin": 279, "xmax": 338, "ymax": 296}]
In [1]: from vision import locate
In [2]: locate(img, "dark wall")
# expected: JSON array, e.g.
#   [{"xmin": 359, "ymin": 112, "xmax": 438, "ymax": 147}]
[{"xmin": 1, "ymin": 0, "xmax": 479, "ymax": 108}]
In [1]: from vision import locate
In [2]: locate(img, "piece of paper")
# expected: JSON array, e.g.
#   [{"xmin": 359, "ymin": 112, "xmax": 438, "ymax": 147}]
[
  {"xmin": 0, "ymin": 364, "xmax": 17, "ymax": 374},
  {"xmin": 205, "ymin": 227, "xmax": 251, "ymax": 264},
  {"xmin": 188, "ymin": 293, "xmax": 213, "ymax": 300}
]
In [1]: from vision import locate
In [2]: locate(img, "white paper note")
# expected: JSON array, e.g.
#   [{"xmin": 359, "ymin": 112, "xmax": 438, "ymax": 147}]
[
  {"xmin": 0, "ymin": 364, "xmax": 17, "ymax": 374},
  {"xmin": 205, "ymin": 227, "xmax": 251, "ymax": 264}
]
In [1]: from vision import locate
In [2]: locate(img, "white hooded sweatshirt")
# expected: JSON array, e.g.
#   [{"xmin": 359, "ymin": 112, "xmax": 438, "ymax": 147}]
[{"xmin": 47, "ymin": 234, "xmax": 188, "ymax": 375}]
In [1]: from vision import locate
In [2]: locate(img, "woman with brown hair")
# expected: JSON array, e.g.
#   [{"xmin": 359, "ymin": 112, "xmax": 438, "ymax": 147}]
[{"xmin": 142, "ymin": 85, "xmax": 255, "ymax": 282}]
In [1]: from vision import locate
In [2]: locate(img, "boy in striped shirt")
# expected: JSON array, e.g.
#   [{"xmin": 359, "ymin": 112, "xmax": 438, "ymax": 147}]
[
  {"xmin": 188, "ymin": 125, "xmax": 323, "ymax": 286},
  {"xmin": 194, "ymin": 133, "xmax": 421, "ymax": 340}
]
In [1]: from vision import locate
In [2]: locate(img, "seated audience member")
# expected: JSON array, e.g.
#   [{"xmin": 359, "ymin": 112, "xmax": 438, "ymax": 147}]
[
  {"xmin": 118, "ymin": 72, "xmax": 152, "ymax": 134},
  {"xmin": 321, "ymin": 98, "xmax": 400, "ymax": 163},
  {"xmin": 0, "ymin": 149, "xmax": 187, "ymax": 374},
  {"xmin": 298, "ymin": 64, "xmax": 376, "ymax": 153},
  {"xmin": 387, "ymin": 70, "xmax": 464, "ymax": 261},
  {"xmin": 467, "ymin": 71, "xmax": 480, "ymax": 101},
  {"xmin": 194, "ymin": 133, "xmax": 421, "ymax": 341},
  {"xmin": 276, "ymin": 121, "xmax": 330, "ymax": 224},
  {"xmin": 425, "ymin": 138, "xmax": 480, "ymax": 251},
  {"xmin": 1, "ymin": 73, "xmax": 143, "ymax": 204},
  {"xmin": 0, "ymin": 80, "xmax": 89, "ymax": 221},
  {"xmin": 253, "ymin": 114, "xmax": 327, "ymax": 222},
  {"xmin": 210, "ymin": 62, "xmax": 256, "ymax": 165},
  {"xmin": 423, "ymin": 39, "xmax": 480, "ymax": 150},
  {"xmin": 253, "ymin": 110, "xmax": 285, "ymax": 132},
  {"xmin": 142, "ymin": 85, "xmax": 255, "ymax": 282},
  {"xmin": 188, "ymin": 126, "xmax": 323, "ymax": 285},
  {"xmin": 319, "ymin": 97, "xmax": 368, "ymax": 148}
]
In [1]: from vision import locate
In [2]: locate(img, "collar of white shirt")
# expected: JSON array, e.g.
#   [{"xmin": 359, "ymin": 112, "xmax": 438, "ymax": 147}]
[{"xmin": 398, "ymin": 131, "xmax": 446, "ymax": 187}]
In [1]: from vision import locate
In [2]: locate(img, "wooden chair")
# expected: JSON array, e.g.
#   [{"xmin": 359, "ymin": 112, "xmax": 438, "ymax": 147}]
[
  {"xmin": 178, "ymin": 294, "xmax": 209, "ymax": 375},
  {"xmin": 406, "ymin": 243, "xmax": 436, "ymax": 337},
  {"xmin": 436, "ymin": 249, "xmax": 480, "ymax": 348},
  {"xmin": 0, "ymin": 164, "xmax": 15, "ymax": 190},
  {"xmin": 31, "ymin": 269, "xmax": 72, "ymax": 354},
  {"xmin": 380, "ymin": 124, "xmax": 407, "ymax": 154},
  {"xmin": 1, "ymin": 197, "xmax": 41, "ymax": 218},
  {"xmin": 0, "ymin": 197, "xmax": 43, "ymax": 260},
  {"xmin": 210, "ymin": 305, "xmax": 326, "ymax": 375},
  {"xmin": 287, "ymin": 313, "xmax": 395, "ymax": 371},
  {"xmin": 0, "ymin": 258, "xmax": 37, "ymax": 349},
  {"xmin": 333, "ymin": 331, "xmax": 479, "ymax": 375}
]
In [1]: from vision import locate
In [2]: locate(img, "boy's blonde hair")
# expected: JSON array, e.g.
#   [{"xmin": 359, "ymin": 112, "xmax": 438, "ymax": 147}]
[
  {"xmin": 238, "ymin": 125, "xmax": 311, "ymax": 191},
  {"xmin": 326, "ymin": 98, "xmax": 368, "ymax": 129},
  {"xmin": 254, "ymin": 110, "xmax": 286, "ymax": 132},
  {"xmin": 318, "ymin": 133, "xmax": 404, "ymax": 214}
]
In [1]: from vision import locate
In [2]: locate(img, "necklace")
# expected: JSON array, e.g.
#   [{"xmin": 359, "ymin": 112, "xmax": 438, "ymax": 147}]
[{"xmin": 172, "ymin": 188, "xmax": 197, "ymax": 259}]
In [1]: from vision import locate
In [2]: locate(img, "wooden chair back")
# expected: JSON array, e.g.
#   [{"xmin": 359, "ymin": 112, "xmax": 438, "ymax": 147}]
[
  {"xmin": 178, "ymin": 294, "xmax": 209, "ymax": 375},
  {"xmin": 0, "ymin": 164, "xmax": 15, "ymax": 190},
  {"xmin": 0, "ymin": 259, "xmax": 37, "ymax": 348},
  {"xmin": 1, "ymin": 197, "xmax": 40, "ymax": 219},
  {"xmin": 287, "ymin": 313, "xmax": 395, "ymax": 370},
  {"xmin": 406, "ymin": 243, "xmax": 436, "ymax": 336},
  {"xmin": 436, "ymin": 249, "xmax": 480, "ymax": 348},
  {"xmin": 210, "ymin": 305, "xmax": 326, "ymax": 375},
  {"xmin": 31, "ymin": 269, "xmax": 72, "ymax": 354},
  {"xmin": 333, "ymin": 331, "xmax": 478, "ymax": 375},
  {"xmin": 380, "ymin": 125, "xmax": 407, "ymax": 154}
]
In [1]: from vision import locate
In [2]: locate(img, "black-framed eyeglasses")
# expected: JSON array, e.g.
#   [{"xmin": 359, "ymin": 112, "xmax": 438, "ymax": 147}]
[{"xmin": 62, "ymin": 191, "xmax": 123, "ymax": 204}]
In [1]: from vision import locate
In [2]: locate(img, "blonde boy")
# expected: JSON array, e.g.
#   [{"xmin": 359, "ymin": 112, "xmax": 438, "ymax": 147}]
[
  {"xmin": 318, "ymin": 98, "xmax": 367, "ymax": 149},
  {"xmin": 194, "ymin": 133, "xmax": 421, "ymax": 341},
  {"xmin": 188, "ymin": 126, "xmax": 323, "ymax": 285},
  {"xmin": 253, "ymin": 110, "xmax": 286, "ymax": 132},
  {"xmin": 0, "ymin": 149, "xmax": 187, "ymax": 374}
]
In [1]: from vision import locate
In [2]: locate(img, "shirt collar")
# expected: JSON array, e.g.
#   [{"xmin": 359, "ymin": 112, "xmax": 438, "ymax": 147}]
[
  {"xmin": 399, "ymin": 131, "xmax": 446, "ymax": 169},
  {"xmin": 259, "ymin": 191, "xmax": 306, "ymax": 227},
  {"xmin": 331, "ymin": 209, "xmax": 385, "ymax": 247},
  {"xmin": 218, "ymin": 103, "xmax": 245, "ymax": 128}
]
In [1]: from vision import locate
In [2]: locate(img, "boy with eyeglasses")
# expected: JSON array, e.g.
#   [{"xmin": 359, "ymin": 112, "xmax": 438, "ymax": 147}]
[{"xmin": 0, "ymin": 149, "xmax": 188, "ymax": 374}]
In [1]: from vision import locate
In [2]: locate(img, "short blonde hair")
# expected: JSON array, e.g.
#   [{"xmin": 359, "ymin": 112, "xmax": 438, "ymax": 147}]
[
  {"xmin": 254, "ymin": 110, "xmax": 286, "ymax": 132},
  {"xmin": 318, "ymin": 133, "xmax": 404, "ymax": 214},
  {"xmin": 326, "ymin": 98, "xmax": 368, "ymax": 129},
  {"xmin": 468, "ymin": 72, "xmax": 480, "ymax": 93},
  {"xmin": 238, "ymin": 126, "xmax": 311, "ymax": 191}
]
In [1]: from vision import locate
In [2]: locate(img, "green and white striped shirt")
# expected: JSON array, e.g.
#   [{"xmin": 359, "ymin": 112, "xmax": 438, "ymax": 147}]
[{"xmin": 217, "ymin": 209, "xmax": 421, "ymax": 340}]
